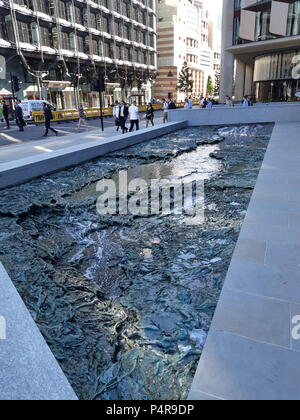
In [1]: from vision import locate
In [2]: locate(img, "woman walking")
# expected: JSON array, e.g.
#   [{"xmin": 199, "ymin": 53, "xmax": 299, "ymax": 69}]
[
  {"xmin": 146, "ymin": 103, "xmax": 154, "ymax": 128},
  {"xmin": 77, "ymin": 104, "xmax": 89, "ymax": 130}
]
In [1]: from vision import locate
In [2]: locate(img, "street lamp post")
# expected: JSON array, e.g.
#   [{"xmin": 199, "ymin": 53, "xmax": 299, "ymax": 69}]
[
  {"xmin": 92, "ymin": 73, "xmax": 105, "ymax": 132},
  {"xmin": 10, "ymin": 72, "xmax": 15, "ymax": 102}
]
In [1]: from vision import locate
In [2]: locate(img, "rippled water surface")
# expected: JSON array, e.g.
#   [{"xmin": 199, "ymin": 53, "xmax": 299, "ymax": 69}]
[{"xmin": 0, "ymin": 124, "xmax": 273, "ymax": 399}]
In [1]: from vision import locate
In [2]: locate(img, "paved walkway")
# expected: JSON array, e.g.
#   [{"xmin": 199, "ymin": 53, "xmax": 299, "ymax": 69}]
[
  {"xmin": 189, "ymin": 122, "xmax": 300, "ymax": 400},
  {"xmin": 0, "ymin": 112, "xmax": 164, "ymax": 148},
  {"xmin": 0, "ymin": 124, "xmax": 120, "ymax": 164},
  {"xmin": 0, "ymin": 120, "xmax": 155, "ymax": 164}
]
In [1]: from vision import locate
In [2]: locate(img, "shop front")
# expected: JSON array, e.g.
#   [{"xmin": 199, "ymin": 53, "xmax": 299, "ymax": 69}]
[
  {"xmin": 253, "ymin": 51, "xmax": 300, "ymax": 102},
  {"xmin": 43, "ymin": 81, "xmax": 74, "ymax": 110}
]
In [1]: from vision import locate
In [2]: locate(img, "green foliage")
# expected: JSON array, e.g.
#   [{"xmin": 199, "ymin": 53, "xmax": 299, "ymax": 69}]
[
  {"xmin": 206, "ymin": 76, "xmax": 214, "ymax": 96},
  {"xmin": 177, "ymin": 62, "xmax": 194, "ymax": 94},
  {"xmin": 214, "ymin": 72, "xmax": 220, "ymax": 96}
]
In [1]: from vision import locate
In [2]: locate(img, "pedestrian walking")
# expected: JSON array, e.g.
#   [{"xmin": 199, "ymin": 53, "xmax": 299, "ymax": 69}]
[
  {"xmin": 2, "ymin": 101, "xmax": 10, "ymax": 129},
  {"xmin": 225, "ymin": 96, "xmax": 233, "ymax": 107},
  {"xmin": 201, "ymin": 98, "xmax": 208, "ymax": 109},
  {"xmin": 184, "ymin": 98, "xmax": 189, "ymax": 109},
  {"xmin": 207, "ymin": 99, "xmax": 213, "ymax": 109},
  {"xmin": 242, "ymin": 96, "xmax": 250, "ymax": 107},
  {"xmin": 129, "ymin": 102, "xmax": 139, "ymax": 132},
  {"xmin": 118, "ymin": 101, "xmax": 129, "ymax": 134},
  {"xmin": 146, "ymin": 103, "xmax": 154, "ymax": 128},
  {"xmin": 15, "ymin": 100, "xmax": 25, "ymax": 132},
  {"xmin": 77, "ymin": 104, "xmax": 89, "ymax": 130},
  {"xmin": 163, "ymin": 98, "xmax": 169, "ymax": 123},
  {"xmin": 168, "ymin": 100, "xmax": 177, "ymax": 110},
  {"xmin": 43, "ymin": 103, "xmax": 58, "ymax": 137},
  {"xmin": 113, "ymin": 100, "xmax": 121, "ymax": 131},
  {"xmin": 188, "ymin": 96, "xmax": 193, "ymax": 109}
]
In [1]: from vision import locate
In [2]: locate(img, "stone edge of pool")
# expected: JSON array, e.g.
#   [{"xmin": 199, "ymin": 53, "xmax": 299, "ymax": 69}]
[
  {"xmin": 0, "ymin": 262, "xmax": 77, "ymax": 400},
  {"xmin": 168, "ymin": 102, "xmax": 300, "ymax": 127},
  {"xmin": 0, "ymin": 121, "xmax": 187, "ymax": 190},
  {"xmin": 188, "ymin": 121, "xmax": 300, "ymax": 401}
]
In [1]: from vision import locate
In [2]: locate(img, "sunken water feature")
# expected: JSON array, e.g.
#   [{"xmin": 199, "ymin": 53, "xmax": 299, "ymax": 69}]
[{"xmin": 0, "ymin": 124, "xmax": 273, "ymax": 400}]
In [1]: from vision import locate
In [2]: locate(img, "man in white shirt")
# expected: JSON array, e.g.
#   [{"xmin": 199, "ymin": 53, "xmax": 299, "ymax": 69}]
[
  {"xmin": 129, "ymin": 102, "xmax": 139, "ymax": 132},
  {"xmin": 113, "ymin": 100, "xmax": 120, "ymax": 131}
]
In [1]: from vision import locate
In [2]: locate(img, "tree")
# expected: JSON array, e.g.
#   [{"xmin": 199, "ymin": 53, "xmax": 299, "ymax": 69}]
[
  {"xmin": 214, "ymin": 72, "xmax": 221, "ymax": 96},
  {"xmin": 177, "ymin": 62, "xmax": 194, "ymax": 94},
  {"xmin": 206, "ymin": 76, "xmax": 214, "ymax": 96}
]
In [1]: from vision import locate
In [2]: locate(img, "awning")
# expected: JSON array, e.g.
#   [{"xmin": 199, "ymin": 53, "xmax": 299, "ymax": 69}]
[
  {"xmin": 23, "ymin": 85, "xmax": 39, "ymax": 93},
  {"xmin": 0, "ymin": 88, "xmax": 12, "ymax": 96}
]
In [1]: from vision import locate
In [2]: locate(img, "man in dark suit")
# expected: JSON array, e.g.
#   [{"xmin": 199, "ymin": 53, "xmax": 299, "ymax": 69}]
[
  {"xmin": 43, "ymin": 103, "xmax": 58, "ymax": 137},
  {"xmin": 118, "ymin": 101, "xmax": 129, "ymax": 134},
  {"xmin": 2, "ymin": 101, "xmax": 10, "ymax": 129},
  {"xmin": 15, "ymin": 100, "xmax": 25, "ymax": 132}
]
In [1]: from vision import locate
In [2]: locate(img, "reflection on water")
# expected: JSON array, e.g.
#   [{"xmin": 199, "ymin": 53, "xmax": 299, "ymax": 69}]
[
  {"xmin": 70, "ymin": 144, "xmax": 221, "ymax": 203},
  {"xmin": 122, "ymin": 144, "xmax": 221, "ymax": 183}
]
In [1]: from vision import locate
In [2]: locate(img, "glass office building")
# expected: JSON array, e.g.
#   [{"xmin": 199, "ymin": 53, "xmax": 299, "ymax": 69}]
[
  {"xmin": 221, "ymin": 0, "xmax": 300, "ymax": 102},
  {"xmin": 0, "ymin": 0, "xmax": 157, "ymax": 108}
]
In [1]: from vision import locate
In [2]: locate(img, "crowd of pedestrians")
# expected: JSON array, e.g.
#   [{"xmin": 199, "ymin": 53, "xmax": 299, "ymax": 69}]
[
  {"xmin": 0, "ymin": 94, "xmax": 257, "ymax": 142},
  {"xmin": 112, "ymin": 99, "xmax": 176, "ymax": 132},
  {"xmin": 224, "ymin": 95, "xmax": 254, "ymax": 107},
  {"xmin": 0, "ymin": 100, "xmax": 59, "ymax": 136}
]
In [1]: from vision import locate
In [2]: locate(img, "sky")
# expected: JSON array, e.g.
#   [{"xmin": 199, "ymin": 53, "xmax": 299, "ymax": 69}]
[
  {"xmin": 208, "ymin": 0, "xmax": 223, "ymax": 24},
  {"xmin": 206, "ymin": 0, "xmax": 223, "ymax": 45}
]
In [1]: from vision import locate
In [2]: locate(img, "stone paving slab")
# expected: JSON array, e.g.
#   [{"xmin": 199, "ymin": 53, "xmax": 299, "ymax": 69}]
[
  {"xmin": 0, "ymin": 263, "xmax": 77, "ymax": 400},
  {"xmin": 190, "ymin": 330, "xmax": 300, "ymax": 401},
  {"xmin": 189, "ymin": 122, "xmax": 300, "ymax": 400}
]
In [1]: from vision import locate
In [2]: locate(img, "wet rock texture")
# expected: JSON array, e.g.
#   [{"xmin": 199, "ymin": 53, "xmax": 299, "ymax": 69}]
[{"xmin": 0, "ymin": 124, "xmax": 273, "ymax": 400}]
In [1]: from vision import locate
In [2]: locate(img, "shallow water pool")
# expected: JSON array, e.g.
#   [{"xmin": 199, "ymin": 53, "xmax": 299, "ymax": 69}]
[{"xmin": 0, "ymin": 124, "xmax": 273, "ymax": 400}]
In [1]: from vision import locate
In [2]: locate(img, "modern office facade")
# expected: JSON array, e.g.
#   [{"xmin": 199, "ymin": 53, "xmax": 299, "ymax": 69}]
[
  {"xmin": 154, "ymin": 0, "xmax": 215, "ymax": 101},
  {"xmin": 221, "ymin": 0, "xmax": 300, "ymax": 102},
  {"xmin": 0, "ymin": 0, "xmax": 157, "ymax": 109}
]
